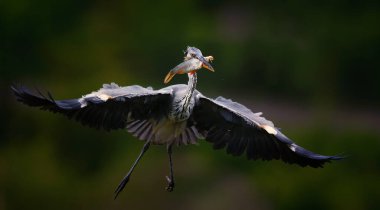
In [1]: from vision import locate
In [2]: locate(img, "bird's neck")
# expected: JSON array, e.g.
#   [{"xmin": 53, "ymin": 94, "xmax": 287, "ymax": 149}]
[
  {"xmin": 179, "ymin": 72, "xmax": 197, "ymax": 110},
  {"xmin": 185, "ymin": 72, "xmax": 197, "ymax": 101},
  {"xmin": 169, "ymin": 72, "xmax": 197, "ymax": 122}
]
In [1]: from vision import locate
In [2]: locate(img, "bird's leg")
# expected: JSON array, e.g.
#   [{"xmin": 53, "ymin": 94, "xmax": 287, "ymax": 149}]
[
  {"xmin": 165, "ymin": 144, "xmax": 175, "ymax": 192},
  {"xmin": 114, "ymin": 141, "xmax": 151, "ymax": 199}
]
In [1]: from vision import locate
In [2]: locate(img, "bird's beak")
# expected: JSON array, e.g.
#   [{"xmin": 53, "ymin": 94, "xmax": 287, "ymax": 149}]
[{"xmin": 197, "ymin": 55, "xmax": 215, "ymax": 72}]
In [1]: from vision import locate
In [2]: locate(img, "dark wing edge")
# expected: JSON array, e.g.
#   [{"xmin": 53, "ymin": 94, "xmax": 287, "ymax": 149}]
[
  {"xmin": 11, "ymin": 85, "xmax": 81, "ymax": 113},
  {"xmin": 192, "ymin": 95, "xmax": 343, "ymax": 168},
  {"xmin": 11, "ymin": 84, "xmax": 172, "ymax": 131}
]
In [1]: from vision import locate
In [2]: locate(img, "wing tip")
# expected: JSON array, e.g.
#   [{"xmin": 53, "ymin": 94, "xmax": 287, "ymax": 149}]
[
  {"xmin": 11, "ymin": 84, "xmax": 83, "ymax": 112},
  {"xmin": 327, "ymin": 153, "xmax": 346, "ymax": 161},
  {"xmin": 11, "ymin": 84, "xmax": 48, "ymax": 105}
]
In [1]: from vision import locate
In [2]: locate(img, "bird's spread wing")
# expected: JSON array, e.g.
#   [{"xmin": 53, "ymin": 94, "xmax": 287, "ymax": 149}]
[
  {"xmin": 192, "ymin": 94, "xmax": 341, "ymax": 168},
  {"xmin": 12, "ymin": 83, "xmax": 172, "ymax": 131}
]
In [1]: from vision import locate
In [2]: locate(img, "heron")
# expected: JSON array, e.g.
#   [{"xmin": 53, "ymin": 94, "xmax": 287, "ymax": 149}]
[{"xmin": 12, "ymin": 46, "xmax": 342, "ymax": 198}]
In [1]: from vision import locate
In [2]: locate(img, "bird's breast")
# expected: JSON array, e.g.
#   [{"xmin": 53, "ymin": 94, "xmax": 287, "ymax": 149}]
[{"xmin": 168, "ymin": 95, "xmax": 195, "ymax": 122}]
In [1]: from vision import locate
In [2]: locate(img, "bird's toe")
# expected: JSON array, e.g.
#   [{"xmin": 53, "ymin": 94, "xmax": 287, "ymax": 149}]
[{"xmin": 165, "ymin": 176, "xmax": 175, "ymax": 192}]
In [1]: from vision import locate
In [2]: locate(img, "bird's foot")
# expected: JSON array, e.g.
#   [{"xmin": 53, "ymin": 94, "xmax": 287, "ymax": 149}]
[
  {"xmin": 165, "ymin": 176, "xmax": 175, "ymax": 192},
  {"xmin": 114, "ymin": 176, "xmax": 130, "ymax": 199}
]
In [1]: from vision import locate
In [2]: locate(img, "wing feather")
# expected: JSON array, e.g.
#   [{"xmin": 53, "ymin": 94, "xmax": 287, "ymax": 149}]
[
  {"xmin": 12, "ymin": 83, "xmax": 172, "ymax": 131},
  {"xmin": 192, "ymin": 94, "xmax": 342, "ymax": 168}
]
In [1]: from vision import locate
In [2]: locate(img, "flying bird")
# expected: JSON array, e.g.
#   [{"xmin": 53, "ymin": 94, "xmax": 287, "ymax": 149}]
[{"xmin": 12, "ymin": 46, "xmax": 341, "ymax": 198}]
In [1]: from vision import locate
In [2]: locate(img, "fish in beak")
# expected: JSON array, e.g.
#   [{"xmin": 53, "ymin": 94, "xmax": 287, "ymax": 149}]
[
  {"xmin": 164, "ymin": 47, "xmax": 215, "ymax": 84},
  {"xmin": 164, "ymin": 70, "xmax": 177, "ymax": 84}
]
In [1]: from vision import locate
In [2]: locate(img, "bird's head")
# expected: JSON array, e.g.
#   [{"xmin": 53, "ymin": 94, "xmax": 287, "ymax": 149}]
[{"xmin": 164, "ymin": 46, "xmax": 214, "ymax": 84}]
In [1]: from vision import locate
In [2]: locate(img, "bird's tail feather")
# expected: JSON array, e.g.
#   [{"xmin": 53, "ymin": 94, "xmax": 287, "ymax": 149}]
[{"xmin": 127, "ymin": 119, "xmax": 203, "ymax": 146}]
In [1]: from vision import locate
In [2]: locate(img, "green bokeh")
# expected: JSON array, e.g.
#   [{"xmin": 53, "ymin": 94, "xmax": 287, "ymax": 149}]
[{"xmin": 1, "ymin": 1, "xmax": 379, "ymax": 210}]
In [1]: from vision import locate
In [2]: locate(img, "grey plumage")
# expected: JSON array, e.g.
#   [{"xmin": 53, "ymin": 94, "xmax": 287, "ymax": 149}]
[{"xmin": 12, "ymin": 81, "xmax": 341, "ymax": 166}]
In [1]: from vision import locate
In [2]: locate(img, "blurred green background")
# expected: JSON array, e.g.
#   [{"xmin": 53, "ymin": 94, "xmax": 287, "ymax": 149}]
[{"xmin": 1, "ymin": 0, "xmax": 379, "ymax": 209}]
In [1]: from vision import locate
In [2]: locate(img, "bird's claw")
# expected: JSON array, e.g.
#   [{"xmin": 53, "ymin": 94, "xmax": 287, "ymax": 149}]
[{"xmin": 165, "ymin": 176, "xmax": 175, "ymax": 192}]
